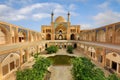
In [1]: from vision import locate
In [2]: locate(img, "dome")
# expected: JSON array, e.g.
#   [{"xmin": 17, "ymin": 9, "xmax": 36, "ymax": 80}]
[{"xmin": 55, "ymin": 16, "xmax": 66, "ymax": 23}]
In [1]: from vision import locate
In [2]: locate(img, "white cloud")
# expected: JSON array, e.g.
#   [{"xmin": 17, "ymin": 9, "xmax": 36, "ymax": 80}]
[
  {"xmin": 32, "ymin": 13, "xmax": 50, "ymax": 20},
  {"xmin": 98, "ymin": 2, "xmax": 109, "ymax": 10},
  {"xmin": 0, "ymin": 3, "xmax": 78, "ymax": 21},
  {"xmin": 81, "ymin": 24, "xmax": 93, "ymax": 30},
  {"xmin": 74, "ymin": 0, "xmax": 87, "ymax": 2},
  {"xmin": 0, "ymin": 5, "xmax": 26, "ymax": 21},
  {"xmin": 69, "ymin": 4, "xmax": 77, "ymax": 11},
  {"xmin": 93, "ymin": 10, "xmax": 120, "ymax": 26},
  {"xmin": 5, "ymin": 0, "xmax": 32, "ymax": 6}
]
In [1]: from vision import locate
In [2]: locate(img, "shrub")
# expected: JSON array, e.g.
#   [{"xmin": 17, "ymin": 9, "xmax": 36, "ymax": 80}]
[
  {"xmin": 46, "ymin": 45, "xmax": 58, "ymax": 54},
  {"xmin": 67, "ymin": 45, "xmax": 74, "ymax": 54},
  {"xmin": 16, "ymin": 57, "xmax": 52, "ymax": 80},
  {"xmin": 71, "ymin": 57, "xmax": 120, "ymax": 80}
]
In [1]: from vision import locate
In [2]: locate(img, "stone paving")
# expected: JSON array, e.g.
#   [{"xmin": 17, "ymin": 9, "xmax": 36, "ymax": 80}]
[{"xmin": 49, "ymin": 66, "xmax": 73, "ymax": 80}]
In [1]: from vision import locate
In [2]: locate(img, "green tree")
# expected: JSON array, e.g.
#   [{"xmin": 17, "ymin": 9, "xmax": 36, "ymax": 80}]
[
  {"xmin": 71, "ymin": 57, "xmax": 106, "ymax": 80},
  {"xmin": 107, "ymin": 74, "xmax": 120, "ymax": 80},
  {"xmin": 67, "ymin": 45, "xmax": 74, "ymax": 54},
  {"xmin": 46, "ymin": 45, "xmax": 58, "ymax": 54},
  {"xmin": 16, "ymin": 57, "xmax": 52, "ymax": 80}
]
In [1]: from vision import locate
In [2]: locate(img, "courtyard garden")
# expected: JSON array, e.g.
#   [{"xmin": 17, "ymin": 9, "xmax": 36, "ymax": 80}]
[
  {"xmin": 16, "ymin": 57, "xmax": 52, "ymax": 80},
  {"xmin": 16, "ymin": 48, "xmax": 120, "ymax": 80}
]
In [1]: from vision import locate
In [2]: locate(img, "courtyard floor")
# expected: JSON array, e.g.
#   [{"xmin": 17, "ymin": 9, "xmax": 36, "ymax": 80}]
[
  {"xmin": 4, "ymin": 48, "xmax": 111, "ymax": 80},
  {"xmin": 49, "ymin": 66, "xmax": 73, "ymax": 80}
]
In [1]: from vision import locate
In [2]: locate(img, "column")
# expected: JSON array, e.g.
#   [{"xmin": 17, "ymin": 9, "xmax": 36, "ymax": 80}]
[
  {"xmin": 105, "ymin": 27, "xmax": 108, "ymax": 43},
  {"xmin": 51, "ymin": 23, "xmax": 55, "ymax": 40},
  {"xmin": 0, "ymin": 63, "xmax": 2, "ymax": 80},
  {"xmin": 20, "ymin": 49, "xmax": 23, "ymax": 67},
  {"xmin": 112, "ymin": 25, "xmax": 116, "ymax": 44},
  {"xmin": 15, "ymin": 27, "xmax": 18, "ymax": 43},
  {"xmin": 117, "ymin": 63, "xmax": 119, "ymax": 73},
  {"xmin": 110, "ymin": 60, "xmax": 112, "ymax": 69},
  {"xmin": 9, "ymin": 25, "xmax": 13, "ymax": 44},
  {"xmin": 67, "ymin": 23, "xmax": 70, "ymax": 40},
  {"xmin": 96, "ymin": 48, "xmax": 99, "ymax": 62},
  {"xmin": 26, "ymin": 48, "xmax": 29, "ymax": 61},
  {"xmin": 102, "ymin": 48, "xmax": 106, "ymax": 67}
]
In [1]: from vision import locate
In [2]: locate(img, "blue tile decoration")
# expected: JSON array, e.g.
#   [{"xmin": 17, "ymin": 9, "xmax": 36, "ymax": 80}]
[{"xmin": 18, "ymin": 28, "xmax": 28, "ymax": 40}]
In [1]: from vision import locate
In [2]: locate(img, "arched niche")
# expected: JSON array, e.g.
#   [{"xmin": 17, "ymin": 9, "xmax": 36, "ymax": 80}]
[
  {"xmin": 0, "ymin": 25, "xmax": 10, "ymax": 45},
  {"xmin": 97, "ymin": 30, "xmax": 106, "ymax": 42},
  {"xmin": 88, "ymin": 47, "xmax": 96, "ymax": 59},
  {"xmin": 70, "ymin": 34, "xmax": 75, "ymax": 40},
  {"xmin": 106, "ymin": 52, "xmax": 120, "ymax": 73},
  {"xmin": 108, "ymin": 28, "xmax": 113, "ymax": 43},
  {"xmin": 115, "ymin": 28, "xmax": 120, "ymax": 44},
  {"xmin": 1, "ymin": 53, "xmax": 20, "ymax": 76},
  {"xmin": 18, "ymin": 31, "xmax": 26, "ymax": 42},
  {"xmin": 46, "ymin": 34, "xmax": 51, "ymax": 40}
]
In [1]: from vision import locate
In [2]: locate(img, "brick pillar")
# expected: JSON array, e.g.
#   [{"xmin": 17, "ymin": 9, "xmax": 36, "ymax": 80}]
[
  {"xmin": 20, "ymin": 49, "xmax": 23, "ymax": 66},
  {"xmin": 9, "ymin": 25, "xmax": 12, "ymax": 44},
  {"xmin": 96, "ymin": 48, "xmax": 99, "ymax": 62},
  {"xmin": 117, "ymin": 63, "xmax": 119, "ymax": 73},
  {"xmin": 102, "ymin": 48, "xmax": 106, "ymax": 67},
  {"xmin": 113, "ymin": 25, "xmax": 116, "ymax": 44},
  {"xmin": 0, "ymin": 63, "xmax": 2, "ymax": 80},
  {"xmin": 105, "ymin": 27, "xmax": 108, "ymax": 43},
  {"xmin": 51, "ymin": 22, "xmax": 55, "ymax": 40},
  {"xmin": 15, "ymin": 27, "xmax": 18, "ymax": 43},
  {"xmin": 67, "ymin": 22, "xmax": 70, "ymax": 40},
  {"xmin": 26, "ymin": 48, "xmax": 29, "ymax": 61}
]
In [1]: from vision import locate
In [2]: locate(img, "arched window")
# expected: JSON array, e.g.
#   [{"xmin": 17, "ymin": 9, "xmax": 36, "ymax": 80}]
[
  {"xmin": 70, "ymin": 34, "xmax": 75, "ymax": 40},
  {"xmin": 59, "ymin": 30, "xmax": 62, "ymax": 34},
  {"xmin": 18, "ymin": 31, "xmax": 26, "ymax": 42},
  {"xmin": 46, "ymin": 34, "xmax": 51, "ymax": 40}
]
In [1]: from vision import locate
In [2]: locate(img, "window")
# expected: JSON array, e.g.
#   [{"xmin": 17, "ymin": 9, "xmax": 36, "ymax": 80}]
[
  {"xmin": 98, "ymin": 55, "xmax": 103, "ymax": 63},
  {"xmin": 2, "ymin": 64, "xmax": 9, "ymax": 76},
  {"xmin": 112, "ymin": 61, "xmax": 117, "ymax": 71},
  {"xmin": 10, "ymin": 61, "xmax": 15, "ymax": 71}
]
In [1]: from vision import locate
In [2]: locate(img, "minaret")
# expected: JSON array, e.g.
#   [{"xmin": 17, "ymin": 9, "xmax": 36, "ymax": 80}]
[
  {"xmin": 51, "ymin": 11, "xmax": 54, "ymax": 23},
  {"xmin": 67, "ymin": 12, "xmax": 70, "ymax": 22}
]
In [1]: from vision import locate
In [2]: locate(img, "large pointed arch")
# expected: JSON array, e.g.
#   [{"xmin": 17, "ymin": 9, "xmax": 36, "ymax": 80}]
[{"xmin": 0, "ymin": 24, "xmax": 10, "ymax": 45}]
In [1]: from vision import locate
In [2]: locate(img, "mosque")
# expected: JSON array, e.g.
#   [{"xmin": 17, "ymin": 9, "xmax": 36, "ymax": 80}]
[{"xmin": 0, "ymin": 12, "xmax": 120, "ymax": 80}]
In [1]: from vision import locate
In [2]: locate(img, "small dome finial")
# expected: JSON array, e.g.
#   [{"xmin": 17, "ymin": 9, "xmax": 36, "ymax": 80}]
[
  {"xmin": 68, "ymin": 11, "xmax": 70, "ymax": 15},
  {"xmin": 51, "ymin": 11, "xmax": 54, "ymax": 16}
]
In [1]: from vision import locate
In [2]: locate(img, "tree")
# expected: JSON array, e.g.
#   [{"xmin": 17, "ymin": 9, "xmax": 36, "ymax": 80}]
[
  {"xmin": 71, "ymin": 57, "xmax": 120, "ymax": 80},
  {"xmin": 71, "ymin": 57, "xmax": 106, "ymax": 80},
  {"xmin": 46, "ymin": 45, "xmax": 58, "ymax": 54},
  {"xmin": 67, "ymin": 45, "xmax": 74, "ymax": 54},
  {"xmin": 16, "ymin": 57, "xmax": 52, "ymax": 80},
  {"xmin": 107, "ymin": 74, "xmax": 120, "ymax": 80}
]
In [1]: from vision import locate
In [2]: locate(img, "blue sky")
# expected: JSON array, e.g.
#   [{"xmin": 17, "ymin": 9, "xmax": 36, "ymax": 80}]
[{"xmin": 0, "ymin": 0, "xmax": 120, "ymax": 32}]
